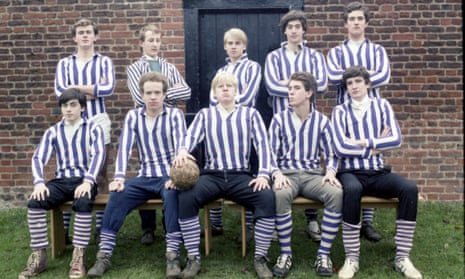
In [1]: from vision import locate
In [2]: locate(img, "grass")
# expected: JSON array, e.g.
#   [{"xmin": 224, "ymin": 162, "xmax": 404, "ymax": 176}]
[{"xmin": 1, "ymin": 201, "xmax": 463, "ymax": 279}]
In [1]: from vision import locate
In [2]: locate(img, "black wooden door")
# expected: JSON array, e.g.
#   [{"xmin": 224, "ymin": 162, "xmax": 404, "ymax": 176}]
[{"xmin": 184, "ymin": 0, "xmax": 304, "ymax": 126}]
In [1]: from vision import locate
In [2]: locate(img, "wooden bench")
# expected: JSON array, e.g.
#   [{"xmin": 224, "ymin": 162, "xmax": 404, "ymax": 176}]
[{"xmin": 204, "ymin": 196, "xmax": 399, "ymax": 257}]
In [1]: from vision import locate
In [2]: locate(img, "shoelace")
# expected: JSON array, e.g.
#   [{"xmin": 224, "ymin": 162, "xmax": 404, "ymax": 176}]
[
  {"xmin": 318, "ymin": 256, "xmax": 332, "ymax": 268},
  {"xmin": 70, "ymin": 256, "xmax": 83, "ymax": 272},
  {"xmin": 276, "ymin": 255, "xmax": 290, "ymax": 268},
  {"xmin": 25, "ymin": 253, "xmax": 39, "ymax": 271}
]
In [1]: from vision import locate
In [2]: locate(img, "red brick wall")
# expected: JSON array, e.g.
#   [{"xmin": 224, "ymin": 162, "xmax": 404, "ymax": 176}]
[{"xmin": 0, "ymin": 0, "xmax": 462, "ymax": 208}]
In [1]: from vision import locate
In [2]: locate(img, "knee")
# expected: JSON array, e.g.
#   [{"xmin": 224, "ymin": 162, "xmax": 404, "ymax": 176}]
[
  {"xmin": 27, "ymin": 199, "xmax": 45, "ymax": 209},
  {"xmin": 73, "ymin": 198, "xmax": 93, "ymax": 212},
  {"xmin": 274, "ymin": 190, "xmax": 293, "ymax": 214},
  {"xmin": 400, "ymin": 181, "xmax": 418, "ymax": 199},
  {"xmin": 326, "ymin": 188, "xmax": 343, "ymax": 212},
  {"xmin": 342, "ymin": 181, "xmax": 363, "ymax": 197}
]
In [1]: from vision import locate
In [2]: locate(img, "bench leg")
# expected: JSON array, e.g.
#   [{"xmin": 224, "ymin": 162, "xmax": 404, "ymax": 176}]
[
  {"xmin": 240, "ymin": 207, "xmax": 246, "ymax": 257},
  {"xmin": 50, "ymin": 208, "xmax": 66, "ymax": 259}
]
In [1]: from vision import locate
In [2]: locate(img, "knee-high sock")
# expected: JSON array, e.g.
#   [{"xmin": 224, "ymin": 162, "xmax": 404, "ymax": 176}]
[
  {"xmin": 304, "ymin": 208, "xmax": 318, "ymax": 222},
  {"xmin": 275, "ymin": 212, "xmax": 293, "ymax": 255},
  {"xmin": 63, "ymin": 211, "xmax": 72, "ymax": 231},
  {"xmin": 166, "ymin": 231, "xmax": 182, "ymax": 254},
  {"xmin": 395, "ymin": 219, "xmax": 416, "ymax": 261},
  {"xmin": 254, "ymin": 217, "xmax": 274, "ymax": 258},
  {"xmin": 28, "ymin": 208, "xmax": 48, "ymax": 250},
  {"xmin": 318, "ymin": 208, "xmax": 342, "ymax": 256},
  {"xmin": 342, "ymin": 221, "xmax": 361, "ymax": 260},
  {"xmin": 95, "ymin": 210, "xmax": 104, "ymax": 230},
  {"xmin": 245, "ymin": 210, "xmax": 254, "ymax": 230},
  {"xmin": 362, "ymin": 208, "xmax": 375, "ymax": 223},
  {"xmin": 99, "ymin": 229, "xmax": 116, "ymax": 256},
  {"xmin": 179, "ymin": 216, "xmax": 201, "ymax": 258},
  {"xmin": 73, "ymin": 212, "xmax": 92, "ymax": 248},
  {"xmin": 209, "ymin": 207, "xmax": 223, "ymax": 228}
]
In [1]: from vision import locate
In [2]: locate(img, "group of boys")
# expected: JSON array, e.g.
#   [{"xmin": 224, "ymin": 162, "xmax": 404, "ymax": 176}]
[{"xmin": 19, "ymin": 2, "xmax": 422, "ymax": 279}]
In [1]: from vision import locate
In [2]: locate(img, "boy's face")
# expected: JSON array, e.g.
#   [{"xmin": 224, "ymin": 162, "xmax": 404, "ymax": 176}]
[
  {"xmin": 214, "ymin": 80, "xmax": 237, "ymax": 105},
  {"xmin": 345, "ymin": 76, "xmax": 370, "ymax": 101},
  {"xmin": 345, "ymin": 10, "xmax": 368, "ymax": 39},
  {"xmin": 288, "ymin": 80, "xmax": 311, "ymax": 108},
  {"xmin": 140, "ymin": 31, "xmax": 162, "ymax": 58},
  {"xmin": 284, "ymin": 19, "xmax": 305, "ymax": 44},
  {"xmin": 224, "ymin": 37, "xmax": 246, "ymax": 61},
  {"xmin": 61, "ymin": 99, "xmax": 84, "ymax": 125},
  {"xmin": 73, "ymin": 25, "xmax": 97, "ymax": 49},
  {"xmin": 142, "ymin": 81, "xmax": 166, "ymax": 113}
]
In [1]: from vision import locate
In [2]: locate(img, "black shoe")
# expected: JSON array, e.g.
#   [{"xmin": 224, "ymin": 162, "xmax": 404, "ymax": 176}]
[
  {"xmin": 200, "ymin": 225, "xmax": 224, "ymax": 238},
  {"xmin": 361, "ymin": 222, "xmax": 382, "ymax": 242},
  {"xmin": 140, "ymin": 229, "xmax": 155, "ymax": 245}
]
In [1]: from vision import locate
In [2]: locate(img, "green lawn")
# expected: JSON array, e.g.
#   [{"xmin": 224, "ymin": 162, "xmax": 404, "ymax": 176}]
[{"xmin": 1, "ymin": 201, "xmax": 463, "ymax": 278}]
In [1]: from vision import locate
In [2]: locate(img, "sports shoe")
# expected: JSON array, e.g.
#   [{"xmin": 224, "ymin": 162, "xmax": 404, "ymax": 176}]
[
  {"xmin": 338, "ymin": 258, "xmax": 359, "ymax": 279},
  {"xmin": 360, "ymin": 222, "xmax": 382, "ymax": 242},
  {"xmin": 166, "ymin": 252, "xmax": 181, "ymax": 278},
  {"xmin": 87, "ymin": 252, "xmax": 112, "ymax": 277},
  {"xmin": 179, "ymin": 255, "xmax": 201, "ymax": 278},
  {"xmin": 140, "ymin": 229, "xmax": 155, "ymax": 245},
  {"xmin": 69, "ymin": 247, "xmax": 86, "ymax": 278},
  {"xmin": 272, "ymin": 254, "xmax": 292, "ymax": 277},
  {"xmin": 314, "ymin": 254, "xmax": 333, "ymax": 276},
  {"xmin": 306, "ymin": 220, "xmax": 321, "ymax": 242},
  {"xmin": 394, "ymin": 257, "xmax": 423, "ymax": 279},
  {"xmin": 255, "ymin": 256, "xmax": 273, "ymax": 279},
  {"xmin": 18, "ymin": 249, "xmax": 48, "ymax": 279}
]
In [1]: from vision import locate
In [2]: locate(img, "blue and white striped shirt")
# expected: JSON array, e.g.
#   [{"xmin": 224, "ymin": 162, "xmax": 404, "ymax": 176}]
[
  {"xmin": 55, "ymin": 52, "xmax": 115, "ymax": 118},
  {"xmin": 331, "ymin": 97, "xmax": 401, "ymax": 171},
  {"xmin": 209, "ymin": 54, "xmax": 262, "ymax": 108},
  {"xmin": 32, "ymin": 118, "xmax": 106, "ymax": 186},
  {"xmin": 114, "ymin": 106, "xmax": 186, "ymax": 179},
  {"xmin": 264, "ymin": 41, "xmax": 328, "ymax": 113},
  {"xmin": 127, "ymin": 56, "xmax": 191, "ymax": 108},
  {"xmin": 269, "ymin": 109, "xmax": 338, "ymax": 174},
  {"xmin": 327, "ymin": 39, "xmax": 391, "ymax": 105},
  {"xmin": 181, "ymin": 105, "xmax": 271, "ymax": 178}
]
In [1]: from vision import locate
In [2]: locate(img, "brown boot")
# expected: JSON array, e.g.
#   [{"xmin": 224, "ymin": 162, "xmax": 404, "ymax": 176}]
[
  {"xmin": 69, "ymin": 247, "xmax": 86, "ymax": 279},
  {"xmin": 18, "ymin": 249, "xmax": 48, "ymax": 279}
]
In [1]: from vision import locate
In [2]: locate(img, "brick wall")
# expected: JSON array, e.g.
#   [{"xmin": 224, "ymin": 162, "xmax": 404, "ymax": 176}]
[{"xmin": 0, "ymin": 0, "xmax": 462, "ymax": 209}]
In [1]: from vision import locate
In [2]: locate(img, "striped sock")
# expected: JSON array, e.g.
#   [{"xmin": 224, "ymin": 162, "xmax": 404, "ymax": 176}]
[
  {"xmin": 254, "ymin": 217, "xmax": 274, "ymax": 258},
  {"xmin": 28, "ymin": 208, "xmax": 48, "ymax": 250},
  {"xmin": 95, "ymin": 210, "xmax": 104, "ymax": 231},
  {"xmin": 275, "ymin": 212, "xmax": 293, "ymax": 255},
  {"xmin": 362, "ymin": 208, "xmax": 375, "ymax": 223},
  {"xmin": 209, "ymin": 207, "xmax": 223, "ymax": 228},
  {"xmin": 305, "ymin": 208, "xmax": 318, "ymax": 222},
  {"xmin": 72, "ymin": 212, "xmax": 92, "ymax": 248},
  {"xmin": 342, "ymin": 221, "xmax": 361, "ymax": 261},
  {"xmin": 394, "ymin": 219, "xmax": 416, "ymax": 261},
  {"xmin": 166, "ymin": 231, "xmax": 182, "ymax": 254},
  {"xmin": 63, "ymin": 211, "xmax": 72, "ymax": 231},
  {"xmin": 179, "ymin": 216, "xmax": 201, "ymax": 258},
  {"xmin": 317, "ymin": 208, "xmax": 342, "ymax": 256},
  {"xmin": 99, "ymin": 229, "xmax": 116, "ymax": 256},
  {"xmin": 245, "ymin": 210, "xmax": 254, "ymax": 230}
]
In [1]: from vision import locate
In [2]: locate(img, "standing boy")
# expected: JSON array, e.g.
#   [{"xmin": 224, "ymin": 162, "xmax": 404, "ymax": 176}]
[
  {"xmin": 127, "ymin": 23, "xmax": 191, "ymax": 244},
  {"xmin": 54, "ymin": 18, "xmax": 115, "ymax": 243},
  {"xmin": 19, "ymin": 89, "xmax": 106, "ymax": 279},
  {"xmin": 173, "ymin": 72, "xmax": 276, "ymax": 279},
  {"xmin": 269, "ymin": 72, "xmax": 342, "ymax": 277},
  {"xmin": 264, "ymin": 9, "xmax": 328, "ymax": 242},
  {"xmin": 332, "ymin": 66, "xmax": 421, "ymax": 279},
  {"xmin": 326, "ymin": 1, "xmax": 391, "ymax": 242},
  {"xmin": 87, "ymin": 72, "xmax": 186, "ymax": 278}
]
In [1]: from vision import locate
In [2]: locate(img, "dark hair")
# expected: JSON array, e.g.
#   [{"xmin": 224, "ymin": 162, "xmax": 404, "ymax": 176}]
[
  {"xmin": 279, "ymin": 10, "xmax": 307, "ymax": 33},
  {"xmin": 289, "ymin": 72, "xmax": 317, "ymax": 104},
  {"xmin": 343, "ymin": 2, "xmax": 370, "ymax": 23},
  {"xmin": 58, "ymin": 88, "xmax": 86, "ymax": 107},
  {"xmin": 341, "ymin": 66, "xmax": 371, "ymax": 90},
  {"xmin": 72, "ymin": 18, "xmax": 99, "ymax": 36},
  {"xmin": 138, "ymin": 72, "xmax": 168, "ymax": 94}
]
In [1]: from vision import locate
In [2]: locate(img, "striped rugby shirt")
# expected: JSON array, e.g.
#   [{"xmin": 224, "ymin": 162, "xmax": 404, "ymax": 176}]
[
  {"xmin": 327, "ymin": 39, "xmax": 391, "ymax": 105},
  {"xmin": 31, "ymin": 118, "xmax": 106, "ymax": 186},
  {"xmin": 331, "ymin": 97, "xmax": 401, "ymax": 171},
  {"xmin": 127, "ymin": 56, "xmax": 191, "ymax": 108},
  {"xmin": 269, "ymin": 109, "xmax": 338, "ymax": 174},
  {"xmin": 181, "ymin": 105, "xmax": 271, "ymax": 178},
  {"xmin": 55, "ymin": 52, "xmax": 115, "ymax": 118},
  {"xmin": 209, "ymin": 54, "xmax": 262, "ymax": 108},
  {"xmin": 114, "ymin": 106, "xmax": 186, "ymax": 179},
  {"xmin": 264, "ymin": 41, "xmax": 328, "ymax": 114}
]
